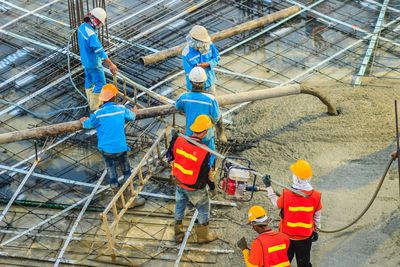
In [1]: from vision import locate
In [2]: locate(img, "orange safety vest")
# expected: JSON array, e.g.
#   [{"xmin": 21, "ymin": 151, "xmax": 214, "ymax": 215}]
[
  {"xmin": 255, "ymin": 231, "xmax": 290, "ymax": 267},
  {"xmin": 281, "ymin": 189, "xmax": 321, "ymax": 238},
  {"xmin": 172, "ymin": 136, "xmax": 209, "ymax": 190}
]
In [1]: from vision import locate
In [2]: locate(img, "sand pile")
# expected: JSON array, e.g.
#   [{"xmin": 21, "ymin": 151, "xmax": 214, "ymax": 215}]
[{"xmin": 215, "ymin": 80, "xmax": 400, "ymax": 266}]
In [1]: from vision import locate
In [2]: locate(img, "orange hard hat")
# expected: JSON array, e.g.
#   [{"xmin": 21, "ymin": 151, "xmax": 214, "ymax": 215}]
[
  {"xmin": 290, "ymin": 160, "xmax": 312, "ymax": 179},
  {"xmin": 190, "ymin": 115, "xmax": 213, "ymax": 133},
  {"xmin": 247, "ymin": 205, "xmax": 270, "ymax": 225},
  {"xmin": 99, "ymin": 84, "xmax": 118, "ymax": 101}
]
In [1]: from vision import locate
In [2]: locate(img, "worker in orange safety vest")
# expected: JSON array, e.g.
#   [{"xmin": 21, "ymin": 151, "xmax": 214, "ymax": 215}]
[
  {"xmin": 169, "ymin": 114, "xmax": 218, "ymax": 243},
  {"xmin": 263, "ymin": 160, "xmax": 322, "ymax": 267},
  {"xmin": 237, "ymin": 205, "xmax": 290, "ymax": 267}
]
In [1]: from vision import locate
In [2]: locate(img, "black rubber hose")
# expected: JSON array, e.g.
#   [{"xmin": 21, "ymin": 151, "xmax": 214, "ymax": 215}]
[{"xmin": 320, "ymin": 156, "xmax": 395, "ymax": 233}]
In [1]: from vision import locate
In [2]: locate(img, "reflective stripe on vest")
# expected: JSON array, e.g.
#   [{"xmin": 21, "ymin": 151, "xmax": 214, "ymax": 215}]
[
  {"xmin": 288, "ymin": 206, "xmax": 314, "ymax": 212},
  {"xmin": 256, "ymin": 231, "xmax": 290, "ymax": 267},
  {"xmin": 286, "ymin": 222, "xmax": 312, "ymax": 228},
  {"xmin": 268, "ymin": 243, "xmax": 287, "ymax": 253},
  {"xmin": 172, "ymin": 136, "xmax": 208, "ymax": 189},
  {"xmin": 173, "ymin": 162, "xmax": 193, "ymax": 175},
  {"xmin": 176, "ymin": 148, "xmax": 198, "ymax": 162},
  {"xmin": 271, "ymin": 261, "xmax": 290, "ymax": 267}
]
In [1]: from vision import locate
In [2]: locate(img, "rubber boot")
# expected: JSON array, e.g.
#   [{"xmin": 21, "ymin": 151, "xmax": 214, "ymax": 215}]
[
  {"xmin": 174, "ymin": 220, "xmax": 184, "ymax": 242},
  {"xmin": 123, "ymin": 189, "xmax": 145, "ymax": 208},
  {"xmin": 85, "ymin": 88, "xmax": 93, "ymax": 100},
  {"xmin": 195, "ymin": 222, "xmax": 218, "ymax": 244},
  {"xmin": 215, "ymin": 120, "xmax": 227, "ymax": 143},
  {"xmin": 90, "ymin": 92, "xmax": 103, "ymax": 111}
]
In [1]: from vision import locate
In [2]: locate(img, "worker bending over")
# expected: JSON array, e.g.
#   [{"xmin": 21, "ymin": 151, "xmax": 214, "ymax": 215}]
[
  {"xmin": 80, "ymin": 84, "xmax": 145, "ymax": 208},
  {"xmin": 78, "ymin": 8, "xmax": 118, "ymax": 111},
  {"xmin": 182, "ymin": 25, "xmax": 227, "ymax": 142},
  {"xmin": 264, "ymin": 160, "xmax": 321, "ymax": 267},
  {"xmin": 176, "ymin": 67, "xmax": 225, "ymax": 168},
  {"xmin": 169, "ymin": 115, "xmax": 218, "ymax": 243},
  {"xmin": 237, "ymin": 206, "xmax": 290, "ymax": 267}
]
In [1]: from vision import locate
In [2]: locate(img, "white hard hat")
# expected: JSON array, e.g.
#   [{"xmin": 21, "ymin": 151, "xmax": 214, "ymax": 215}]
[
  {"xmin": 189, "ymin": 67, "xmax": 207, "ymax": 83},
  {"xmin": 189, "ymin": 25, "xmax": 211, "ymax": 43},
  {"xmin": 90, "ymin": 7, "xmax": 106, "ymax": 24}
]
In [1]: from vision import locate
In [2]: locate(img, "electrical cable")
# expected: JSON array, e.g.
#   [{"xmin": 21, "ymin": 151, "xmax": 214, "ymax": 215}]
[
  {"xmin": 320, "ymin": 156, "xmax": 395, "ymax": 233},
  {"xmin": 0, "ymin": 98, "xmax": 87, "ymax": 117},
  {"xmin": 67, "ymin": 28, "xmax": 88, "ymax": 101}
]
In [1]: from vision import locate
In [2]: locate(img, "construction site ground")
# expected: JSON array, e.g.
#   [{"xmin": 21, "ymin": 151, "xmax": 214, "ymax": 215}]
[{"xmin": 1, "ymin": 0, "xmax": 400, "ymax": 266}]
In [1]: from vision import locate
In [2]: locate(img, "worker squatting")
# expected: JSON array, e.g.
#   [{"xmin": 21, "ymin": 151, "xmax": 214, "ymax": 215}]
[{"xmin": 78, "ymin": 8, "xmax": 322, "ymax": 267}]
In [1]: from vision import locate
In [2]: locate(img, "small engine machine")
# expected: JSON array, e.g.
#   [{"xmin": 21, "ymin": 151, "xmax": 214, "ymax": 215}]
[{"xmin": 220, "ymin": 157, "xmax": 257, "ymax": 202}]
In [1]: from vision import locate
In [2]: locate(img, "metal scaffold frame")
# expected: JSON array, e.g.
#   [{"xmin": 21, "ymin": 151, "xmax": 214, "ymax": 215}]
[{"xmin": 1, "ymin": 0, "xmax": 400, "ymax": 265}]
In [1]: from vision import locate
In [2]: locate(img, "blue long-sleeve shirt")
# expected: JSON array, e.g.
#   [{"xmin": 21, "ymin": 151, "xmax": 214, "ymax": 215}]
[
  {"xmin": 82, "ymin": 102, "xmax": 136, "ymax": 153},
  {"xmin": 175, "ymin": 91, "xmax": 220, "ymax": 138},
  {"xmin": 182, "ymin": 43, "xmax": 220, "ymax": 91},
  {"xmin": 77, "ymin": 22, "xmax": 108, "ymax": 69}
]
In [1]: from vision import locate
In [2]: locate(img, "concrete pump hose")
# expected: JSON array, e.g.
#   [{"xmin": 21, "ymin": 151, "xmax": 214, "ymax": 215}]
[
  {"xmin": 320, "ymin": 156, "xmax": 395, "ymax": 233},
  {"xmin": 300, "ymin": 85, "xmax": 338, "ymax": 116}
]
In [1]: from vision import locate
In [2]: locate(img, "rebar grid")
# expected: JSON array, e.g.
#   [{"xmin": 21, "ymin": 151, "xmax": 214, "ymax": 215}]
[{"xmin": 1, "ymin": 0, "xmax": 400, "ymax": 265}]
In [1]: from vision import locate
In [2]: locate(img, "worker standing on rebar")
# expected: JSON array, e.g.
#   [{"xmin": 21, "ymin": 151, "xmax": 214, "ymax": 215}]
[
  {"xmin": 169, "ymin": 115, "xmax": 218, "ymax": 243},
  {"xmin": 79, "ymin": 84, "xmax": 145, "ymax": 208},
  {"xmin": 77, "ymin": 7, "xmax": 118, "ymax": 111},
  {"xmin": 182, "ymin": 25, "xmax": 227, "ymax": 143},
  {"xmin": 237, "ymin": 206, "xmax": 290, "ymax": 267},
  {"xmin": 264, "ymin": 160, "xmax": 321, "ymax": 267},
  {"xmin": 176, "ymin": 67, "xmax": 224, "ymax": 169}
]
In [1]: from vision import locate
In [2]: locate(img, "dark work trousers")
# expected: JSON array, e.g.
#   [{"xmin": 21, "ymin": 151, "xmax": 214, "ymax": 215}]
[
  {"xmin": 287, "ymin": 236, "xmax": 313, "ymax": 267},
  {"xmin": 102, "ymin": 151, "xmax": 131, "ymax": 188}
]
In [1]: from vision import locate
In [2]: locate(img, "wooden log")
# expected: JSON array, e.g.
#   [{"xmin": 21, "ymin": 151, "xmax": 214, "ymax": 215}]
[
  {"xmin": 0, "ymin": 85, "xmax": 337, "ymax": 144},
  {"xmin": 139, "ymin": 5, "xmax": 301, "ymax": 66}
]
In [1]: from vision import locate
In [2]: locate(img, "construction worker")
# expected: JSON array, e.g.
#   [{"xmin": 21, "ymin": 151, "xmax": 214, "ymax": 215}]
[
  {"xmin": 237, "ymin": 206, "xmax": 290, "ymax": 267},
  {"xmin": 80, "ymin": 84, "xmax": 145, "ymax": 208},
  {"xmin": 78, "ymin": 7, "xmax": 118, "ymax": 111},
  {"xmin": 182, "ymin": 25, "xmax": 227, "ymax": 143},
  {"xmin": 264, "ymin": 160, "xmax": 321, "ymax": 267},
  {"xmin": 170, "ymin": 115, "xmax": 218, "ymax": 243},
  {"xmin": 176, "ymin": 67, "xmax": 226, "ymax": 168}
]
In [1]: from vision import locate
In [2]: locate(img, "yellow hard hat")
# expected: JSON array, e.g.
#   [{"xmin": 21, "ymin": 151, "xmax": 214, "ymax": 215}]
[
  {"xmin": 99, "ymin": 84, "xmax": 118, "ymax": 101},
  {"xmin": 290, "ymin": 160, "xmax": 312, "ymax": 179},
  {"xmin": 190, "ymin": 115, "xmax": 213, "ymax": 133},
  {"xmin": 189, "ymin": 25, "xmax": 211, "ymax": 43},
  {"xmin": 248, "ymin": 205, "xmax": 270, "ymax": 225}
]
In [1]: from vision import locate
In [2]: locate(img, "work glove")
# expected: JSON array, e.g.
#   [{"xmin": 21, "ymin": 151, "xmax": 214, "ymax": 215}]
[
  {"xmin": 262, "ymin": 174, "xmax": 272, "ymax": 187},
  {"xmin": 310, "ymin": 231, "xmax": 319, "ymax": 242},
  {"xmin": 237, "ymin": 237, "xmax": 249, "ymax": 251}
]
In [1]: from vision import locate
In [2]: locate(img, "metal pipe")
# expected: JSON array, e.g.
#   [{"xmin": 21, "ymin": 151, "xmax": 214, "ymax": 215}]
[
  {"xmin": 140, "ymin": 5, "xmax": 301, "ymax": 66},
  {"xmin": 178, "ymin": 133, "xmax": 309, "ymax": 198},
  {"xmin": 353, "ymin": 0, "xmax": 390, "ymax": 85},
  {"xmin": 0, "ymin": 160, "xmax": 39, "ymax": 223},
  {"xmin": 0, "ymin": 163, "xmax": 96, "ymax": 188},
  {"xmin": 0, "ymin": 169, "xmax": 109, "ymax": 248},
  {"xmin": 174, "ymin": 210, "xmax": 198, "ymax": 267},
  {"xmin": 54, "ymin": 171, "xmax": 106, "ymax": 266},
  {"xmin": 0, "ymin": 0, "xmax": 61, "ymax": 30},
  {"xmin": 0, "ymin": 85, "xmax": 338, "ymax": 144},
  {"xmin": 214, "ymin": 68, "xmax": 280, "ymax": 84}
]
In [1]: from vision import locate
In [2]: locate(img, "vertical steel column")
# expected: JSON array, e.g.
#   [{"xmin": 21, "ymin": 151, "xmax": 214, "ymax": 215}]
[{"xmin": 353, "ymin": 0, "xmax": 390, "ymax": 85}]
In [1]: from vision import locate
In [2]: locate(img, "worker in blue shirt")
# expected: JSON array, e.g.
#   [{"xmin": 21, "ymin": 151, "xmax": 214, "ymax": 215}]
[
  {"xmin": 80, "ymin": 84, "xmax": 145, "ymax": 208},
  {"xmin": 176, "ymin": 67, "xmax": 222, "ymax": 168},
  {"xmin": 182, "ymin": 25, "xmax": 227, "ymax": 142},
  {"xmin": 78, "ymin": 8, "xmax": 118, "ymax": 111}
]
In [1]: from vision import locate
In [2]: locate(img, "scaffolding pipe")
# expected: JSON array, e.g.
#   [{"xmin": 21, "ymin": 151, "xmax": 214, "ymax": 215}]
[
  {"xmin": 174, "ymin": 210, "xmax": 198, "ymax": 267},
  {"xmin": 0, "ymin": 160, "xmax": 39, "ymax": 224},
  {"xmin": 0, "ymin": 85, "xmax": 338, "ymax": 144},
  {"xmin": 54, "ymin": 171, "xmax": 105, "ymax": 266},
  {"xmin": 140, "ymin": 5, "xmax": 301, "ymax": 65}
]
